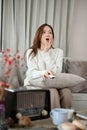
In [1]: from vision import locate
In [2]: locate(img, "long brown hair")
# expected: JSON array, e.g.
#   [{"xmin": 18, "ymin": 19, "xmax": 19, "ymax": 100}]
[{"xmin": 30, "ymin": 23, "xmax": 54, "ymax": 56}]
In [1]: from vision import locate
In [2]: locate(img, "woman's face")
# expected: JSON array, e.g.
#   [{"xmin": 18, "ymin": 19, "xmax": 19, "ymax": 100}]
[{"xmin": 40, "ymin": 26, "xmax": 54, "ymax": 46}]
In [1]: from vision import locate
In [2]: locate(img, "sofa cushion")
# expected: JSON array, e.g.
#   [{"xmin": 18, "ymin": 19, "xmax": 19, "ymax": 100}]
[
  {"xmin": 65, "ymin": 59, "xmax": 87, "ymax": 80},
  {"xmin": 71, "ymin": 80, "xmax": 87, "ymax": 93},
  {"xmin": 64, "ymin": 59, "xmax": 87, "ymax": 92}
]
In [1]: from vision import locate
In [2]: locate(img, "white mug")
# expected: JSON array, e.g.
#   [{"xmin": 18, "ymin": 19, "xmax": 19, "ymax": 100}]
[
  {"xmin": 66, "ymin": 109, "xmax": 75, "ymax": 121},
  {"xmin": 50, "ymin": 108, "xmax": 68, "ymax": 125}
]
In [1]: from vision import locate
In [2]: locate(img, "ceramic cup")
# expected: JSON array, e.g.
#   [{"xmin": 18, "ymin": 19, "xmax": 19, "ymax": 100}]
[
  {"xmin": 66, "ymin": 109, "xmax": 75, "ymax": 121},
  {"xmin": 50, "ymin": 108, "xmax": 68, "ymax": 125}
]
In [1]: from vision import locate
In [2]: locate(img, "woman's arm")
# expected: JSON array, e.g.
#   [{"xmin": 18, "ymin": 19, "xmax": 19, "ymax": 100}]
[{"xmin": 25, "ymin": 49, "xmax": 46, "ymax": 80}]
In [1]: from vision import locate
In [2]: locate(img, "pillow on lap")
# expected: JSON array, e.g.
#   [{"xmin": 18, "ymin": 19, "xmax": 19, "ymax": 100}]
[
  {"xmin": 71, "ymin": 80, "xmax": 87, "ymax": 93},
  {"xmin": 30, "ymin": 73, "xmax": 85, "ymax": 89}
]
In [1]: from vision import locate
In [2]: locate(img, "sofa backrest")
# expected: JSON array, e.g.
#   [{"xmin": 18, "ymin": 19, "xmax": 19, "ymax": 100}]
[
  {"xmin": 63, "ymin": 58, "xmax": 87, "ymax": 80},
  {"xmin": 63, "ymin": 58, "xmax": 87, "ymax": 93}
]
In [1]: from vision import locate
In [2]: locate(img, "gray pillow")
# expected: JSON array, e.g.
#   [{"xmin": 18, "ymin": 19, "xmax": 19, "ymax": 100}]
[
  {"xmin": 71, "ymin": 80, "xmax": 87, "ymax": 93},
  {"xmin": 64, "ymin": 59, "xmax": 87, "ymax": 93},
  {"xmin": 65, "ymin": 59, "xmax": 87, "ymax": 80},
  {"xmin": 30, "ymin": 73, "xmax": 85, "ymax": 89}
]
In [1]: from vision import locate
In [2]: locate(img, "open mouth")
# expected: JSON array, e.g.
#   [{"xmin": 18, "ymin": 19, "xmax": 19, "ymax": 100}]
[{"xmin": 46, "ymin": 38, "xmax": 49, "ymax": 42}]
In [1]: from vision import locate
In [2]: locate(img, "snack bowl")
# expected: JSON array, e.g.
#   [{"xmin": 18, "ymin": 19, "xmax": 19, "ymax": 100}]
[
  {"xmin": 57, "ymin": 122, "xmax": 77, "ymax": 130},
  {"xmin": 57, "ymin": 121, "xmax": 86, "ymax": 130}
]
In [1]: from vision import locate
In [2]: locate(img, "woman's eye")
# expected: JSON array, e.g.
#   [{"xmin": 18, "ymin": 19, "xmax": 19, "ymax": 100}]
[
  {"xmin": 42, "ymin": 31, "xmax": 46, "ymax": 34},
  {"xmin": 42, "ymin": 31, "xmax": 52, "ymax": 34},
  {"xmin": 49, "ymin": 31, "xmax": 52, "ymax": 34}
]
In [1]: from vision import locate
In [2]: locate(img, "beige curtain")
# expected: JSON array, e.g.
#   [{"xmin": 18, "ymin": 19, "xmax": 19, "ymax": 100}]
[{"xmin": 0, "ymin": 0, "xmax": 74, "ymax": 56}]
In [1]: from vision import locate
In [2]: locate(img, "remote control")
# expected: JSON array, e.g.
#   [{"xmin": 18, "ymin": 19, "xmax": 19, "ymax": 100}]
[{"xmin": 48, "ymin": 75, "xmax": 55, "ymax": 79}]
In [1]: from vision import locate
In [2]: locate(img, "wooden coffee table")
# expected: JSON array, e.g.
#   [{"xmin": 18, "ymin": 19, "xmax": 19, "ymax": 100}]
[
  {"xmin": 8, "ymin": 117, "xmax": 87, "ymax": 130},
  {"xmin": 75, "ymin": 110, "xmax": 87, "ymax": 129},
  {"xmin": 32, "ymin": 117, "xmax": 87, "ymax": 130},
  {"xmin": 25, "ymin": 127, "xmax": 57, "ymax": 130},
  {"xmin": 8, "ymin": 113, "xmax": 87, "ymax": 130},
  {"xmin": 32, "ymin": 118, "xmax": 56, "ymax": 128}
]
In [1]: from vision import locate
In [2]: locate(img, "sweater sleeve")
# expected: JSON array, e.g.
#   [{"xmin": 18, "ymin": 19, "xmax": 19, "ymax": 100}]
[{"xmin": 25, "ymin": 49, "xmax": 46, "ymax": 80}]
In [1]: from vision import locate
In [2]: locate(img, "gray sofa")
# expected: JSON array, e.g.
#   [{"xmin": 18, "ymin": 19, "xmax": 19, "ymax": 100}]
[
  {"xmin": 17, "ymin": 57, "xmax": 87, "ymax": 111},
  {"xmin": 63, "ymin": 58, "xmax": 87, "ymax": 111},
  {"xmin": 0, "ymin": 51, "xmax": 87, "ymax": 111}
]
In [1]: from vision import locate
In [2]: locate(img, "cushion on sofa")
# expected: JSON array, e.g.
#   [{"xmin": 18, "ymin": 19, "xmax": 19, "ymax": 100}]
[
  {"xmin": 65, "ymin": 59, "xmax": 87, "ymax": 79},
  {"xmin": 71, "ymin": 80, "xmax": 87, "ymax": 93},
  {"xmin": 65, "ymin": 59, "xmax": 87, "ymax": 92}
]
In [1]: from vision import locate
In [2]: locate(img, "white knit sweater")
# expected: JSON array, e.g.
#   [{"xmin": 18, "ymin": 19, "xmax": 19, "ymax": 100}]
[{"xmin": 24, "ymin": 48, "xmax": 63, "ymax": 86}]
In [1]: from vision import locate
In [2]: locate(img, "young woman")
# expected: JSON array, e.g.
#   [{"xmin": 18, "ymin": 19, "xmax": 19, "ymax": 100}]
[{"xmin": 24, "ymin": 23, "xmax": 72, "ymax": 108}]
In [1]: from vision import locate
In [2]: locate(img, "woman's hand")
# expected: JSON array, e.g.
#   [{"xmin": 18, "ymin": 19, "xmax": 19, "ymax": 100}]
[
  {"xmin": 41, "ymin": 40, "xmax": 53, "ymax": 52},
  {"xmin": 44, "ymin": 40, "xmax": 51, "ymax": 51},
  {"xmin": 43, "ymin": 70, "xmax": 53, "ymax": 78}
]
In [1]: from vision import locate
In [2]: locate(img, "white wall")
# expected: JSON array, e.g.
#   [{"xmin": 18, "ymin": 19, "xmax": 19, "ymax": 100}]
[{"xmin": 69, "ymin": 0, "xmax": 87, "ymax": 60}]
